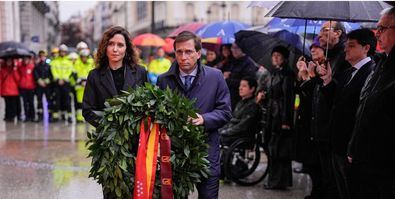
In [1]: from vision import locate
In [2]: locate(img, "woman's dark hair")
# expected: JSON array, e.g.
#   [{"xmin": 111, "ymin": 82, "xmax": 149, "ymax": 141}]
[
  {"xmin": 218, "ymin": 44, "xmax": 235, "ymax": 71},
  {"xmin": 206, "ymin": 50, "xmax": 221, "ymax": 67},
  {"xmin": 96, "ymin": 26, "xmax": 138, "ymax": 69}
]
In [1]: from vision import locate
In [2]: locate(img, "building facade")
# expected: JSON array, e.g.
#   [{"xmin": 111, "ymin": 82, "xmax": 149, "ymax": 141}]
[{"xmin": 0, "ymin": 1, "xmax": 21, "ymax": 42}]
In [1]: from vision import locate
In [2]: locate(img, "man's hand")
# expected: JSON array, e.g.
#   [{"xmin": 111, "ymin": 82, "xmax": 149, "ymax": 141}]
[
  {"xmin": 296, "ymin": 56, "xmax": 309, "ymax": 80},
  {"xmin": 347, "ymin": 156, "xmax": 352, "ymax": 163},
  {"xmin": 38, "ymin": 79, "xmax": 46, "ymax": 87},
  {"xmin": 223, "ymin": 71, "xmax": 231, "ymax": 79},
  {"xmin": 307, "ymin": 61, "xmax": 318, "ymax": 78},
  {"xmin": 189, "ymin": 113, "xmax": 204, "ymax": 126},
  {"xmin": 281, "ymin": 124, "xmax": 290, "ymax": 130},
  {"xmin": 256, "ymin": 91, "xmax": 265, "ymax": 103},
  {"xmin": 319, "ymin": 62, "xmax": 332, "ymax": 86}
]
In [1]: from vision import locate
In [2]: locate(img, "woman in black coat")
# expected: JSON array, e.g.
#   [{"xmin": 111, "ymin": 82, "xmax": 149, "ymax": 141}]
[
  {"xmin": 82, "ymin": 26, "xmax": 148, "ymax": 198},
  {"xmin": 265, "ymin": 46, "xmax": 295, "ymax": 190},
  {"xmin": 83, "ymin": 26, "xmax": 148, "ymax": 128}
]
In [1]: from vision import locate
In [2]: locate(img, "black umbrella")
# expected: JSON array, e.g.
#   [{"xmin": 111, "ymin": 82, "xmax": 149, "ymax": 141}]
[
  {"xmin": 0, "ymin": 41, "xmax": 31, "ymax": 58},
  {"xmin": 235, "ymin": 30, "xmax": 308, "ymax": 73},
  {"xmin": 259, "ymin": 1, "xmax": 391, "ymax": 57},
  {"xmin": 264, "ymin": 1, "xmax": 391, "ymax": 22}
]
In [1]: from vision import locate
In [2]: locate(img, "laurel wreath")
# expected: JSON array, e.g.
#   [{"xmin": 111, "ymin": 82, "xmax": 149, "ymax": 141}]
[{"xmin": 86, "ymin": 83, "xmax": 210, "ymax": 198}]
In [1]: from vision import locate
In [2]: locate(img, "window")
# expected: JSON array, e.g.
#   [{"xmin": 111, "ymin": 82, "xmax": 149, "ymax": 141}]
[
  {"xmin": 186, "ymin": 3, "xmax": 195, "ymax": 22},
  {"xmin": 137, "ymin": 1, "xmax": 147, "ymax": 21},
  {"xmin": 231, "ymin": 4, "xmax": 239, "ymax": 20},
  {"xmin": 210, "ymin": 3, "xmax": 220, "ymax": 22}
]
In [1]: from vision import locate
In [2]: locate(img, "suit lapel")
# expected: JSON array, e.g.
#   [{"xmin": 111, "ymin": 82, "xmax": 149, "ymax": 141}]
[
  {"xmin": 100, "ymin": 67, "xmax": 117, "ymax": 96},
  {"xmin": 345, "ymin": 61, "xmax": 373, "ymax": 89},
  {"xmin": 123, "ymin": 65, "xmax": 137, "ymax": 90}
]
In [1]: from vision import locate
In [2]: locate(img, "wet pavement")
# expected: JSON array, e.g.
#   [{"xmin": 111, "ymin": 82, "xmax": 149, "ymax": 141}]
[{"xmin": 0, "ymin": 101, "xmax": 311, "ymax": 199}]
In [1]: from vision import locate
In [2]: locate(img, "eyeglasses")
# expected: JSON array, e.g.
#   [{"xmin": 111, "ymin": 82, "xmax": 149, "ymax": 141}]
[
  {"xmin": 376, "ymin": 25, "xmax": 395, "ymax": 34},
  {"xmin": 175, "ymin": 49, "xmax": 196, "ymax": 57}
]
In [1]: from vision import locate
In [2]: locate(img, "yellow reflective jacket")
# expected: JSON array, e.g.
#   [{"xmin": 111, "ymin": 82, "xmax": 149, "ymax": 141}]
[
  {"xmin": 50, "ymin": 56, "xmax": 74, "ymax": 81},
  {"xmin": 74, "ymin": 57, "xmax": 95, "ymax": 82},
  {"xmin": 148, "ymin": 58, "xmax": 171, "ymax": 75}
]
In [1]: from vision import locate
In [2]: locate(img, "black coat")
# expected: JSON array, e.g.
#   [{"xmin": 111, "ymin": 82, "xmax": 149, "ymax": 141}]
[
  {"xmin": 348, "ymin": 47, "xmax": 395, "ymax": 173},
  {"xmin": 33, "ymin": 60, "xmax": 52, "ymax": 83},
  {"xmin": 300, "ymin": 42, "xmax": 350, "ymax": 143},
  {"xmin": 219, "ymin": 96, "xmax": 261, "ymax": 137},
  {"xmin": 82, "ymin": 65, "xmax": 148, "ymax": 127},
  {"xmin": 322, "ymin": 60, "xmax": 374, "ymax": 156},
  {"xmin": 293, "ymin": 79, "xmax": 313, "ymax": 162},
  {"xmin": 267, "ymin": 66, "xmax": 295, "ymax": 132},
  {"xmin": 226, "ymin": 56, "xmax": 258, "ymax": 110}
]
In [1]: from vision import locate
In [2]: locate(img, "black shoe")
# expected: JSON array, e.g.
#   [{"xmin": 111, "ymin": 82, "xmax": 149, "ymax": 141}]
[
  {"xmin": 50, "ymin": 118, "xmax": 59, "ymax": 123},
  {"xmin": 4, "ymin": 118, "xmax": 14, "ymax": 122}
]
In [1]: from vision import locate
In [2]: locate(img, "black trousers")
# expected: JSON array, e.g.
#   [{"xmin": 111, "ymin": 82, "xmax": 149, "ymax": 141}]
[
  {"xmin": 332, "ymin": 153, "xmax": 350, "ymax": 199},
  {"xmin": 304, "ymin": 144, "xmax": 323, "ymax": 198},
  {"xmin": 348, "ymin": 163, "xmax": 394, "ymax": 199},
  {"xmin": 36, "ymin": 86, "xmax": 52, "ymax": 114},
  {"xmin": 3, "ymin": 96, "xmax": 21, "ymax": 121},
  {"xmin": 305, "ymin": 141, "xmax": 339, "ymax": 199},
  {"xmin": 53, "ymin": 83, "xmax": 71, "ymax": 113},
  {"xmin": 267, "ymin": 132, "xmax": 293, "ymax": 188},
  {"xmin": 20, "ymin": 89, "xmax": 35, "ymax": 120},
  {"xmin": 197, "ymin": 175, "xmax": 219, "ymax": 199}
]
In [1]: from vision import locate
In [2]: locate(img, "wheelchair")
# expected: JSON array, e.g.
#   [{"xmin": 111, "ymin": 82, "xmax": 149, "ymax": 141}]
[{"xmin": 220, "ymin": 106, "xmax": 270, "ymax": 186}]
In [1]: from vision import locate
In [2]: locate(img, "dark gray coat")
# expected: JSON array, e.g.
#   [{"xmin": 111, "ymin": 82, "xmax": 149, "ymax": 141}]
[
  {"xmin": 348, "ymin": 47, "xmax": 395, "ymax": 174},
  {"xmin": 157, "ymin": 61, "xmax": 232, "ymax": 177}
]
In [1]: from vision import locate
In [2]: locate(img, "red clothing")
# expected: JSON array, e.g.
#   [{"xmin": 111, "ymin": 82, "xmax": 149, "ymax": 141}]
[
  {"xmin": 18, "ymin": 63, "xmax": 36, "ymax": 90},
  {"xmin": 0, "ymin": 64, "xmax": 20, "ymax": 96}
]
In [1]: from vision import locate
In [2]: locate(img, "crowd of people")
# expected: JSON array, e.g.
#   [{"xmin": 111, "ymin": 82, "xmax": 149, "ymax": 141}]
[
  {"xmin": 0, "ymin": 42, "xmax": 95, "ymax": 123},
  {"xmin": 220, "ymin": 7, "xmax": 395, "ymax": 199},
  {"xmin": 1, "ymin": 6, "xmax": 394, "ymax": 199}
]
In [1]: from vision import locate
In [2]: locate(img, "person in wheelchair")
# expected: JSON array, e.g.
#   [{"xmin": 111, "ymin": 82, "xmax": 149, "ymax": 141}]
[{"xmin": 219, "ymin": 76, "xmax": 261, "ymax": 147}]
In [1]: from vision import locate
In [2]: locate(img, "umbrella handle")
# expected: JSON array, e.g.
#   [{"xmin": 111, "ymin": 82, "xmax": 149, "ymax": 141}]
[
  {"xmin": 325, "ymin": 21, "xmax": 332, "ymax": 60},
  {"xmin": 303, "ymin": 19, "xmax": 307, "ymax": 56}
]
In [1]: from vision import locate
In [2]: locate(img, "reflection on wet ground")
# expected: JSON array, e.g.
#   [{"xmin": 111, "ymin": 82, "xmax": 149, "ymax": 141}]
[{"xmin": 0, "ymin": 119, "xmax": 310, "ymax": 199}]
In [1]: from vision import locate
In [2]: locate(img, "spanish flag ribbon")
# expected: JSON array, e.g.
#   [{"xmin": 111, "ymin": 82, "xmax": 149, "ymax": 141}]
[
  {"xmin": 160, "ymin": 127, "xmax": 173, "ymax": 199},
  {"xmin": 133, "ymin": 117, "xmax": 173, "ymax": 199}
]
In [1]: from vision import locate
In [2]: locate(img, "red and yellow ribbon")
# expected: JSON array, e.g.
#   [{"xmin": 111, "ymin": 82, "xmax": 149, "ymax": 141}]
[{"xmin": 133, "ymin": 117, "xmax": 173, "ymax": 199}]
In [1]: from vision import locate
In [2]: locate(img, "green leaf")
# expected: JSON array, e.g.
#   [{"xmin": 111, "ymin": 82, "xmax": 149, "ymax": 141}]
[
  {"xmin": 115, "ymin": 187, "xmax": 121, "ymax": 197},
  {"xmin": 87, "ymin": 84, "xmax": 209, "ymax": 198},
  {"xmin": 183, "ymin": 146, "xmax": 190, "ymax": 157}
]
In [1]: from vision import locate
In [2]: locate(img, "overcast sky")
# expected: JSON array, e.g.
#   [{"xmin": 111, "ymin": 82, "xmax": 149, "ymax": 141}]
[{"xmin": 59, "ymin": 1, "xmax": 97, "ymax": 22}]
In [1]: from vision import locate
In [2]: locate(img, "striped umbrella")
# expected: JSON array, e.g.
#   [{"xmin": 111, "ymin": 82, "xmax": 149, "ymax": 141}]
[{"xmin": 132, "ymin": 33, "xmax": 166, "ymax": 47}]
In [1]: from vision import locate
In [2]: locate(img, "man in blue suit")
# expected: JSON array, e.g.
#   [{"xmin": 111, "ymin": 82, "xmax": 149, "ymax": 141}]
[{"xmin": 157, "ymin": 31, "xmax": 232, "ymax": 198}]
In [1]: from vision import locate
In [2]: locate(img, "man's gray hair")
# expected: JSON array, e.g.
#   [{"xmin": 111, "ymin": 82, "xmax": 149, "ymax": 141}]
[{"xmin": 381, "ymin": 7, "xmax": 395, "ymax": 19}]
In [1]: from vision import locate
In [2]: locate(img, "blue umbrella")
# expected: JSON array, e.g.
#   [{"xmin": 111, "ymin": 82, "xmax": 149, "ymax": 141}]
[
  {"xmin": 265, "ymin": 17, "xmax": 361, "ymax": 34},
  {"xmin": 196, "ymin": 20, "xmax": 251, "ymax": 44}
]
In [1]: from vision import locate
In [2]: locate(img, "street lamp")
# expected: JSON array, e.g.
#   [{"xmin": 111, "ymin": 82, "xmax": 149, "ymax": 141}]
[{"xmin": 221, "ymin": 2, "xmax": 227, "ymax": 20}]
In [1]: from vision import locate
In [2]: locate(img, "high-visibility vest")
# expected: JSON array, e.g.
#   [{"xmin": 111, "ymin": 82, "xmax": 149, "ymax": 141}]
[{"xmin": 50, "ymin": 56, "xmax": 74, "ymax": 81}]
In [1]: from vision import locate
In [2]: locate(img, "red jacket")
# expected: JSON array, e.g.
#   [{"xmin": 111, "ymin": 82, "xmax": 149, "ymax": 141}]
[
  {"xmin": 0, "ymin": 64, "xmax": 21, "ymax": 96},
  {"xmin": 18, "ymin": 62, "xmax": 36, "ymax": 90}
]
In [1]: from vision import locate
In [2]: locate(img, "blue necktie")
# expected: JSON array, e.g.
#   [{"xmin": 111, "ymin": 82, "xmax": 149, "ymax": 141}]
[{"xmin": 184, "ymin": 75, "xmax": 192, "ymax": 90}]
